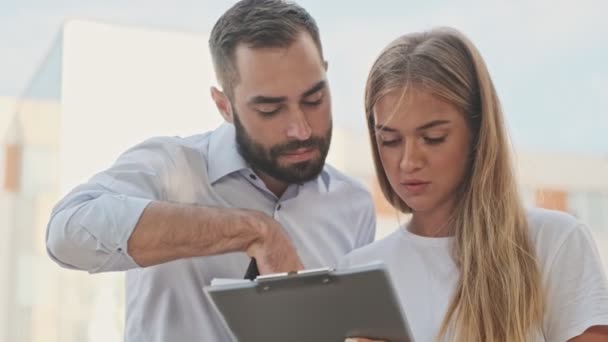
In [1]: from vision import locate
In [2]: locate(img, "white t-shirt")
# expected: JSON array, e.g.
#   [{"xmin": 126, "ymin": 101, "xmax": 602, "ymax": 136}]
[{"xmin": 339, "ymin": 208, "xmax": 608, "ymax": 341}]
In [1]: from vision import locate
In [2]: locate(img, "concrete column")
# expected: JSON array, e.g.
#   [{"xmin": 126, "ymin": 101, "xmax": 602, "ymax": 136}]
[{"xmin": 0, "ymin": 113, "xmax": 23, "ymax": 341}]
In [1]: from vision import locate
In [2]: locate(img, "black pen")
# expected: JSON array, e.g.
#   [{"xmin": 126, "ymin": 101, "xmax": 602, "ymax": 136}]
[{"xmin": 244, "ymin": 258, "xmax": 259, "ymax": 280}]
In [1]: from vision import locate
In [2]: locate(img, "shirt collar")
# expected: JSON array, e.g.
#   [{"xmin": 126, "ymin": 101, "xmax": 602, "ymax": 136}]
[
  {"xmin": 207, "ymin": 122, "xmax": 249, "ymax": 184},
  {"xmin": 207, "ymin": 122, "xmax": 330, "ymax": 193}
]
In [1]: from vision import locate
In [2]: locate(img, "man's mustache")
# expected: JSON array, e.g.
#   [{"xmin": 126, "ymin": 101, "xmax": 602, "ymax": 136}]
[{"xmin": 270, "ymin": 137, "xmax": 325, "ymax": 157}]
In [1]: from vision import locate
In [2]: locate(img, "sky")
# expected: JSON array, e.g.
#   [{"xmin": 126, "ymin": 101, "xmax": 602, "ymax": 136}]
[{"xmin": 1, "ymin": 0, "xmax": 607, "ymax": 157}]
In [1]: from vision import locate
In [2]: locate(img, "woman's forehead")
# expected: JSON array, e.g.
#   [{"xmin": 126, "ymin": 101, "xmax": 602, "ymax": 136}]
[{"xmin": 373, "ymin": 88, "xmax": 461, "ymax": 128}]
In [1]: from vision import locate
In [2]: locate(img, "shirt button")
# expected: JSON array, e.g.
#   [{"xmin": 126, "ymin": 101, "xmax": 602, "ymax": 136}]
[
  {"xmin": 249, "ymin": 174, "xmax": 257, "ymax": 180},
  {"xmin": 277, "ymin": 204, "xmax": 282, "ymax": 211}
]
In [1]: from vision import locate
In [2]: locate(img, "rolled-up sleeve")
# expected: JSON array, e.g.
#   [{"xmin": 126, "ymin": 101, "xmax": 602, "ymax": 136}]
[{"xmin": 46, "ymin": 137, "xmax": 177, "ymax": 273}]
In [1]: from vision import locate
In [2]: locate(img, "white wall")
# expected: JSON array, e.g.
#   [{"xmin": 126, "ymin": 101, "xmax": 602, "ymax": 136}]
[{"xmin": 60, "ymin": 20, "xmax": 221, "ymax": 195}]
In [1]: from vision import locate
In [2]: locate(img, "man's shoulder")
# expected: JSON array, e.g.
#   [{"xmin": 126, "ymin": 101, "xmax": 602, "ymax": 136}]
[
  {"xmin": 129, "ymin": 132, "xmax": 213, "ymax": 158},
  {"xmin": 150, "ymin": 131, "xmax": 212, "ymax": 148}
]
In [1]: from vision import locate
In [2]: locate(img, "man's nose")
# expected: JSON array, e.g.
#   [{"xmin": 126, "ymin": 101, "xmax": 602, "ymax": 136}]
[{"xmin": 286, "ymin": 108, "xmax": 312, "ymax": 140}]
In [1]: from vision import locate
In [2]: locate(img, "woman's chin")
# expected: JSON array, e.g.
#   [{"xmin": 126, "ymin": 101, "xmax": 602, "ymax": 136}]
[{"xmin": 403, "ymin": 199, "xmax": 433, "ymax": 213}]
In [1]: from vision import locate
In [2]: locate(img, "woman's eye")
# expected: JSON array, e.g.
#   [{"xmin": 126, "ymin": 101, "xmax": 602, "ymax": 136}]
[
  {"xmin": 423, "ymin": 136, "xmax": 446, "ymax": 145},
  {"xmin": 380, "ymin": 139, "xmax": 401, "ymax": 147}
]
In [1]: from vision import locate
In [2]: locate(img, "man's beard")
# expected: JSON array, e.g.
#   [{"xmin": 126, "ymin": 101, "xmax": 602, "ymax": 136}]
[{"xmin": 233, "ymin": 112, "xmax": 332, "ymax": 184}]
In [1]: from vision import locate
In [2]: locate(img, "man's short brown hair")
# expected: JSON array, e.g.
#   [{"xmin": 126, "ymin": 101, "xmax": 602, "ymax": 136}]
[{"xmin": 209, "ymin": 0, "xmax": 323, "ymax": 98}]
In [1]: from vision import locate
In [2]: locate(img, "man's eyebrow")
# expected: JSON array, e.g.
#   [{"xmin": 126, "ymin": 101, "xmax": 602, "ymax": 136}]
[
  {"xmin": 301, "ymin": 80, "xmax": 326, "ymax": 98},
  {"xmin": 248, "ymin": 95, "xmax": 287, "ymax": 105},
  {"xmin": 247, "ymin": 81, "xmax": 325, "ymax": 105},
  {"xmin": 416, "ymin": 120, "xmax": 450, "ymax": 131}
]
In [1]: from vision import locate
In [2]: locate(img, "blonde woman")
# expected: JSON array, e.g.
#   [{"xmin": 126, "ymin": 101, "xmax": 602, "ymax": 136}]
[{"xmin": 342, "ymin": 28, "xmax": 608, "ymax": 341}]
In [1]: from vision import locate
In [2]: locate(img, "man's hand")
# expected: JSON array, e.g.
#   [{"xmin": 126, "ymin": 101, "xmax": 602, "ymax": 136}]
[{"xmin": 243, "ymin": 210, "xmax": 304, "ymax": 274}]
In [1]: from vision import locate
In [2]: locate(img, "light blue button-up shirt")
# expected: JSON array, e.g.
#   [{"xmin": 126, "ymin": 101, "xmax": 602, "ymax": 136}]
[{"xmin": 46, "ymin": 122, "xmax": 376, "ymax": 341}]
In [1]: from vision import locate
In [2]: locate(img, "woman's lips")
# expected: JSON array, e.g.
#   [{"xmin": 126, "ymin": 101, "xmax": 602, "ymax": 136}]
[{"xmin": 401, "ymin": 180, "xmax": 430, "ymax": 194}]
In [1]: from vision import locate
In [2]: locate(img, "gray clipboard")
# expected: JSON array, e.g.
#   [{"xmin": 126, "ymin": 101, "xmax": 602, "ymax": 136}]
[{"xmin": 204, "ymin": 262, "xmax": 414, "ymax": 342}]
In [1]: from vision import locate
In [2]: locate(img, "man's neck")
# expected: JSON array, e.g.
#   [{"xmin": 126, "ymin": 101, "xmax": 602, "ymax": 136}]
[{"xmin": 255, "ymin": 170, "xmax": 288, "ymax": 198}]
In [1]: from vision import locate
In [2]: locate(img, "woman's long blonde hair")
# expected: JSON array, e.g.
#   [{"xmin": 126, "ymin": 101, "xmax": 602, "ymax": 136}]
[{"xmin": 365, "ymin": 28, "xmax": 544, "ymax": 341}]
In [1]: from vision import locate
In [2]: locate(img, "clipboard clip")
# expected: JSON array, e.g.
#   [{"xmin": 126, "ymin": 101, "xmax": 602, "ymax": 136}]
[
  {"xmin": 255, "ymin": 266, "xmax": 333, "ymax": 283},
  {"xmin": 255, "ymin": 267, "xmax": 334, "ymax": 293}
]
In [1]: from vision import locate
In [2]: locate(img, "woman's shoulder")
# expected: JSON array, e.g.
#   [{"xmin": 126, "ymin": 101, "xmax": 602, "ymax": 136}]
[
  {"xmin": 526, "ymin": 207, "xmax": 583, "ymax": 242},
  {"xmin": 340, "ymin": 228, "xmax": 405, "ymax": 268},
  {"xmin": 526, "ymin": 207, "xmax": 597, "ymax": 269},
  {"xmin": 526, "ymin": 209, "xmax": 608, "ymax": 341}
]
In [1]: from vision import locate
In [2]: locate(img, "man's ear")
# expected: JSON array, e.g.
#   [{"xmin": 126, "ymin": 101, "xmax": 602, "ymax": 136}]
[{"xmin": 210, "ymin": 86, "xmax": 234, "ymax": 123}]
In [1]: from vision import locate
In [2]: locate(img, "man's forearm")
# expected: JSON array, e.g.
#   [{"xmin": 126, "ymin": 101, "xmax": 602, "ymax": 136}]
[
  {"xmin": 47, "ymin": 191, "xmax": 301, "ymax": 273},
  {"xmin": 128, "ymin": 201, "xmax": 266, "ymax": 267}
]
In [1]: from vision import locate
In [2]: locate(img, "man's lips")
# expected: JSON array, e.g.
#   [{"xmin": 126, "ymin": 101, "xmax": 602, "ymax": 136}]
[{"xmin": 281, "ymin": 148, "xmax": 316, "ymax": 162}]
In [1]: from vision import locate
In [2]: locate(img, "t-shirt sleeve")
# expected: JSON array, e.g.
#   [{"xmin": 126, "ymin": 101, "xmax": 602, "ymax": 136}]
[{"xmin": 543, "ymin": 223, "xmax": 608, "ymax": 341}]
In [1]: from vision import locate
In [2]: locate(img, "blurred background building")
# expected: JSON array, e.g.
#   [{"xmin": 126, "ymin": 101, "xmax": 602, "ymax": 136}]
[{"xmin": 1, "ymin": 2, "xmax": 607, "ymax": 340}]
